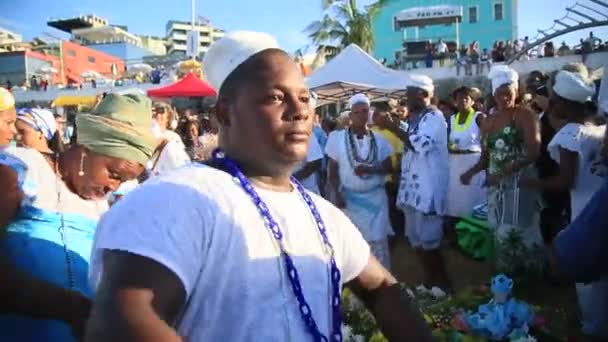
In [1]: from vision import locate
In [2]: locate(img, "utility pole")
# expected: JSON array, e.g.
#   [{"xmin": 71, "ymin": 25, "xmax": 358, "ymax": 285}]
[{"xmin": 191, "ymin": 0, "xmax": 196, "ymax": 60}]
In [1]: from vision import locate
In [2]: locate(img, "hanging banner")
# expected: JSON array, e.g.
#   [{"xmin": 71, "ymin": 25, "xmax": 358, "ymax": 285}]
[{"xmin": 394, "ymin": 5, "xmax": 462, "ymax": 29}]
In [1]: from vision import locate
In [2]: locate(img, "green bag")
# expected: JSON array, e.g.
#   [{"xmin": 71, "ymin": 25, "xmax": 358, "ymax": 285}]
[{"xmin": 455, "ymin": 216, "xmax": 494, "ymax": 260}]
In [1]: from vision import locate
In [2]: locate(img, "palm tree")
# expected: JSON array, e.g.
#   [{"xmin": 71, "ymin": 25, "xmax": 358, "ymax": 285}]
[{"xmin": 304, "ymin": 0, "xmax": 387, "ymax": 54}]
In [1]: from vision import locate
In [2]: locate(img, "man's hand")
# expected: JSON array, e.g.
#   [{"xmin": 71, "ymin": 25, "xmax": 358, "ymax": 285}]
[{"xmin": 347, "ymin": 257, "xmax": 435, "ymax": 341}]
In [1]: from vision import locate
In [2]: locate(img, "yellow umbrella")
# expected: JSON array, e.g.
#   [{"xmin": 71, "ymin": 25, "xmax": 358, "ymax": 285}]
[{"xmin": 52, "ymin": 95, "xmax": 97, "ymax": 107}]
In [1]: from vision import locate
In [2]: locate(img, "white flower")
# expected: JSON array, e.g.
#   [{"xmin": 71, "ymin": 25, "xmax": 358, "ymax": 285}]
[
  {"xmin": 430, "ymin": 286, "xmax": 447, "ymax": 299},
  {"xmin": 495, "ymin": 138, "xmax": 506, "ymax": 149},
  {"xmin": 503, "ymin": 127, "xmax": 511, "ymax": 134}
]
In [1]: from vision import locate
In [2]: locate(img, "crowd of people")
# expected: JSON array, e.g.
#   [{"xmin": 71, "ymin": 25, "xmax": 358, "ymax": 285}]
[
  {"xmin": 403, "ymin": 31, "xmax": 606, "ymax": 76},
  {"xmin": 0, "ymin": 29, "xmax": 606, "ymax": 341}
]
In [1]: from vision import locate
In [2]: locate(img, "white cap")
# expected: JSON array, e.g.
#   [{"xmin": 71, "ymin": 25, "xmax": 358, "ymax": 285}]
[
  {"xmin": 554, "ymin": 70, "xmax": 595, "ymax": 103},
  {"xmin": 203, "ymin": 31, "xmax": 280, "ymax": 92},
  {"xmin": 348, "ymin": 93, "xmax": 370, "ymax": 108},
  {"xmin": 488, "ymin": 65, "xmax": 519, "ymax": 94},
  {"xmin": 406, "ymin": 74, "xmax": 434, "ymax": 94}
]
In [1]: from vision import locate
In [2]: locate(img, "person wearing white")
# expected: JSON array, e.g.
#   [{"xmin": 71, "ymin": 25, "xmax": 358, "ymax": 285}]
[
  {"xmin": 147, "ymin": 103, "xmax": 190, "ymax": 177},
  {"xmin": 544, "ymin": 70, "xmax": 607, "ymax": 339},
  {"xmin": 293, "ymin": 133, "xmax": 323, "ymax": 194},
  {"xmin": 446, "ymin": 87, "xmax": 486, "ymax": 218},
  {"xmin": 325, "ymin": 93, "xmax": 394, "ymax": 269},
  {"xmin": 387, "ymin": 74, "xmax": 451, "ymax": 290},
  {"xmin": 85, "ymin": 31, "xmax": 434, "ymax": 342}
]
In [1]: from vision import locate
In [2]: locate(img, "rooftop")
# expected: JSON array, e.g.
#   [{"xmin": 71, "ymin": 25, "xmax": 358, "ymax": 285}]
[{"xmin": 47, "ymin": 14, "xmax": 108, "ymax": 34}]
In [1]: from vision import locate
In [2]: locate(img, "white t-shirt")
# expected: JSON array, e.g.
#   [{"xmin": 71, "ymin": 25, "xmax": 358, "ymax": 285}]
[
  {"xmin": 548, "ymin": 123, "xmax": 607, "ymax": 219},
  {"xmin": 90, "ymin": 165, "xmax": 370, "ymax": 341},
  {"xmin": 325, "ymin": 129, "xmax": 393, "ymax": 192},
  {"xmin": 437, "ymin": 42, "xmax": 448, "ymax": 54},
  {"xmin": 293, "ymin": 135, "xmax": 324, "ymax": 194}
]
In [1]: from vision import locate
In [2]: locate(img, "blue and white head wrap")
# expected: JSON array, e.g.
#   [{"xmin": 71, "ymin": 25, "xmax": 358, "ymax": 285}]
[{"xmin": 17, "ymin": 108, "xmax": 57, "ymax": 141}]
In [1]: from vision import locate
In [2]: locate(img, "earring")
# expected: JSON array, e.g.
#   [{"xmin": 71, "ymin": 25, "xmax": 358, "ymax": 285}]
[{"xmin": 78, "ymin": 152, "xmax": 85, "ymax": 176}]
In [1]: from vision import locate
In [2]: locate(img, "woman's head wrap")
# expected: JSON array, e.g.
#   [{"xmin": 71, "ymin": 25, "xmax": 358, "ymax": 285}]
[
  {"xmin": 488, "ymin": 66, "xmax": 519, "ymax": 94},
  {"xmin": 17, "ymin": 108, "xmax": 57, "ymax": 140},
  {"xmin": 76, "ymin": 94, "xmax": 156, "ymax": 165},
  {"xmin": 553, "ymin": 70, "xmax": 595, "ymax": 104},
  {"xmin": 0, "ymin": 87, "xmax": 15, "ymax": 112}
]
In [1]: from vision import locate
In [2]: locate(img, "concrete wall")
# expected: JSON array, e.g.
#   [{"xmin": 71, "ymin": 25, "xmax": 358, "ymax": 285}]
[
  {"xmin": 372, "ymin": 0, "xmax": 517, "ymax": 64},
  {"xmin": 411, "ymin": 52, "xmax": 608, "ymax": 99}
]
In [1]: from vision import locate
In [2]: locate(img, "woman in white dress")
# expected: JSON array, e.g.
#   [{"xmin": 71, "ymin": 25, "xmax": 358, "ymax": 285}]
[
  {"xmin": 446, "ymin": 87, "xmax": 486, "ymax": 219},
  {"xmin": 147, "ymin": 102, "xmax": 190, "ymax": 177},
  {"xmin": 523, "ymin": 70, "xmax": 608, "ymax": 340}
]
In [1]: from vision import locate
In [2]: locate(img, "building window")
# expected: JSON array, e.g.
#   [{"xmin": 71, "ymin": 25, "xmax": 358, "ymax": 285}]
[
  {"xmin": 88, "ymin": 56, "xmax": 96, "ymax": 63},
  {"xmin": 468, "ymin": 6, "xmax": 478, "ymax": 23},
  {"xmin": 494, "ymin": 2, "xmax": 504, "ymax": 21},
  {"xmin": 66, "ymin": 49, "xmax": 76, "ymax": 57}
]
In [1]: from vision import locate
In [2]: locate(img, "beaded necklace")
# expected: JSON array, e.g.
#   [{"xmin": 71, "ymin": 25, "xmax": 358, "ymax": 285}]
[
  {"xmin": 344, "ymin": 128, "xmax": 378, "ymax": 175},
  {"xmin": 211, "ymin": 149, "xmax": 343, "ymax": 342}
]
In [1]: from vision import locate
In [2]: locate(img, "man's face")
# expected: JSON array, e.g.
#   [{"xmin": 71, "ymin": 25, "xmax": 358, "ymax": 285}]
[
  {"xmin": 405, "ymin": 87, "xmax": 425, "ymax": 112},
  {"xmin": 349, "ymin": 102, "xmax": 369, "ymax": 128},
  {"xmin": 219, "ymin": 50, "xmax": 313, "ymax": 168},
  {"xmin": 455, "ymin": 93, "xmax": 474, "ymax": 113}
]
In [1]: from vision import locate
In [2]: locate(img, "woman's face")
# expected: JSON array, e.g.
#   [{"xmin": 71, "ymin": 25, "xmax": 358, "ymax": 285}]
[
  {"xmin": 188, "ymin": 122, "xmax": 199, "ymax": 140},
  {"xmin": 494, "ymin": 84, "xmax": 518, "ymax": 109},
  {"xmin": 69, "ymin": 150, "xmax": 144, "ymax": 200},
  {"xmin": 0, "ymin": 108, "xmax": 17, "ymax": 146},
  {"xmin": 153, "ymin": 107, "xmax": 170, "ymax": 130},
  {"xmin": 455, "ymin": 93, "xmax": 474, "ymax": 114},
  {"xmin": 16, "ymin": 120, "xmax": 49, "ymax": 151}
]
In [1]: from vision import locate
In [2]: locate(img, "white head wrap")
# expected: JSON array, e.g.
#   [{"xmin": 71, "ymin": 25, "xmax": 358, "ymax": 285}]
[
  {"xmin": 488, "ymin": 65, "xmax": 519, "ymax": 94},
  {"xmin": 553, "ymin": 70, "xmax": 595, "ymax": 103},
  {"xmin": 203, "ymin": 31, "xmax": 280, "ymax": 93},
  {"xmin": 348, "ymin": 94, "xmax": 370, "ymax": 108},
  {"xmin": 310, "ymin": 91, "xmax": 318, "ymax": 109},
  {"xmin": 17, "ymin": 108, "xmax": 57, "ymax": 140},
  {"xmin": 339, "ymin": 110, "xmax": 351, "ymax": 119},
  {"xmin": 0, "ymin": 87, "xmax": 15, "ymax": 112},
  {"xmin": 406, "ymin": 74, "xmax": 434, "ymax": 94},
  {"xmin": 598, "ymin": 68, "xmax": 608, "ymax": 115}
]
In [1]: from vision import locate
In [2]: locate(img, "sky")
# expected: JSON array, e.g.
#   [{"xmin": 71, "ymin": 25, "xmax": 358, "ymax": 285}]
[{"xmin": 2, "ymin": 0, "xmax": 607, "ymax": 54}]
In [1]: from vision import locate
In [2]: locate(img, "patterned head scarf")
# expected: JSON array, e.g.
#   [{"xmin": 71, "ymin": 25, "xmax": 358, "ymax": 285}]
[
  {"xmin": 76, "ymin": 94, "xmax": 157, "ymax": 165},
  {"xmin": 17, "ymin": 108, "xmax": 57, "ymax": 140}
]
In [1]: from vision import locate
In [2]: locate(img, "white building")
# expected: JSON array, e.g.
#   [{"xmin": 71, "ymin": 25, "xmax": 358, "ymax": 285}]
[
  {"xmin": 165, "ymin": 18, "xmax": 224, "ymax": 56},
  {"xmin": 0, "ymin": 27, "xmax": 24, "ymax": 52}
]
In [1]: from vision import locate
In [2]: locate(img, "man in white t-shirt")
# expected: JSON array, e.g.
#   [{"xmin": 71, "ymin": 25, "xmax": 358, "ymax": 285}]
[
  {"xmin": 85, "ymin": 31, "xmax": 433, "ymax": 342},
  {"xmin": 326, "ymin": 93, "xmax": 394, "ymax": 269},
  {"xmin": 436, "ymin": 39, "xmax": 448, "ymax": 67},
  {"xmin": 293, "ymin": 133, "xmax": 323, "ymax": 194}
]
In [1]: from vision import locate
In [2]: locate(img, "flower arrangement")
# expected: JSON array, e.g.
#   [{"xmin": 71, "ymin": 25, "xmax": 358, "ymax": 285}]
[{"xmin": 340, "ymin": 276, "xmax": 572, "ymax": 342}]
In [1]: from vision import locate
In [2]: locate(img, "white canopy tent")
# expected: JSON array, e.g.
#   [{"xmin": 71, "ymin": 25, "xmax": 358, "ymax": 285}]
[{"xmin": 306, "ymin": 44, "xmax": 409, "ymax": 94}]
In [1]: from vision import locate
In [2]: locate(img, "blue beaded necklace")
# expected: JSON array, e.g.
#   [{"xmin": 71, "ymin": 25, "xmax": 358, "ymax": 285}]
[{"xmin": 211, "ymin": 149, "xmax": 343, "ymax": 342}]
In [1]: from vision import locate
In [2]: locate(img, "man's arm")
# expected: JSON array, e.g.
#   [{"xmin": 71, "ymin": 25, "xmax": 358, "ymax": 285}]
[
  {"xmin": 85, "ymin": 250, "xmax": 186, "ymax": 342},
  {"xmin": 346, "ymin": 257, "xmax": 434, "ymax": 341}
]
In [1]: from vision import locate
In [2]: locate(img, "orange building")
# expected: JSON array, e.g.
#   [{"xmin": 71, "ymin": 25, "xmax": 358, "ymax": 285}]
[
  {"xmin": 61, "ymin": 40, "xmax": 125, "ymax": 84},
  {"xmin": 0, "ymin": 41, "xmax": 125, "ymax": 87}
]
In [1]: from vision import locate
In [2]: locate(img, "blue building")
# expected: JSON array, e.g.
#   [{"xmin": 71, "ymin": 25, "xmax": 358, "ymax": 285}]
[
  {"xmin": 87, "ymin": 42, "xmax": 157, "ymax": 67},
  {"xmin": 372, "ymin": 0, "xmax": 518, "ymax": 64}
]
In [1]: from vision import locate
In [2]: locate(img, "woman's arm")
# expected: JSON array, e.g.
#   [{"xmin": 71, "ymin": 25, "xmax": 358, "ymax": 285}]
[
  {"xmin": 508, "ymin": 107, "xmax": 541, "ymax": 174},
  {"xmin": 523, "ymin": 148, "xmax": 577, "ymax": 191}
]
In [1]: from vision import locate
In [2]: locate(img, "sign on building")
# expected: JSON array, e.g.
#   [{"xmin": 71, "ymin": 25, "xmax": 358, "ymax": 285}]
[
  {"xmin": 186, "ymin": 31, "xmax": 199, "ymax": 58},
  {"xmin": 394, "ymin": 5, "xmax": 463, "ymax": 29}
]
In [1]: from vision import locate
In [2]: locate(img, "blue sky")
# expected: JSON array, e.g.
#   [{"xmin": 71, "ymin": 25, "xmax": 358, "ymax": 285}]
[{"xmin": 2, "ymin": 0, "xmax": 607, "ymax": 53}]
